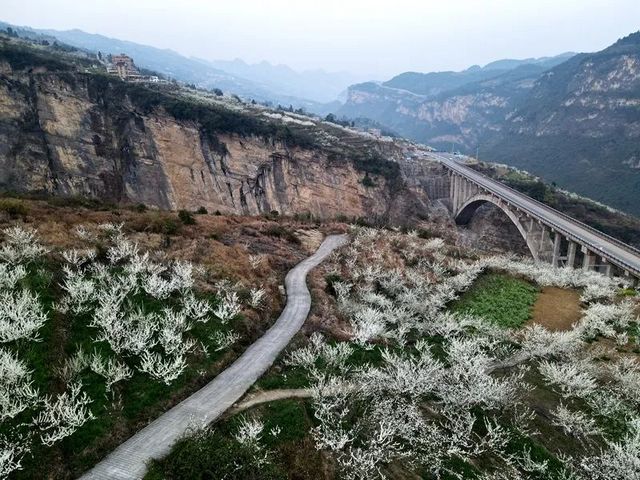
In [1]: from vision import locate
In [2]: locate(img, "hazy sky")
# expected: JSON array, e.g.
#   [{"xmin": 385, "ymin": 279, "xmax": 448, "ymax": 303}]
[{"xmin": 2, "ymin": 0, "xmax": 639, "ymax": 78}]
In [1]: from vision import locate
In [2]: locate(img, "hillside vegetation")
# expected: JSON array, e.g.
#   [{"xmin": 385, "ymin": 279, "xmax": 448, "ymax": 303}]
[
  {"xmin": 148, "ymin": 227, "xmax": 639, "ymax": 480},
  {"xmin": 0, "ymin": 196, "xmax": 342, "ymax": 478},
  {"xmin": 340, "ymin": 32, "xmax": 640, "ymax": 215}
]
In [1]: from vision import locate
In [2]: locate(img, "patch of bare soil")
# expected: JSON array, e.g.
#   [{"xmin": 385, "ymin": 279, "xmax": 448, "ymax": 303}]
[{"xmin": 529, "ymin": 287, "xmax": 582, "ymax": 331}]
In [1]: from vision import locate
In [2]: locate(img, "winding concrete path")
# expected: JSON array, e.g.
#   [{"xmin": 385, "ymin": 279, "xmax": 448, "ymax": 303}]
[{"xmin": 80, "ymin": 234, "xmax": 348, "ymax": 480}]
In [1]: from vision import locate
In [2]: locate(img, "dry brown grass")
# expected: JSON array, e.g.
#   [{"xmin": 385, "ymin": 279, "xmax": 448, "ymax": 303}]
[
  {"xmin": 529, "ymin": 287, "xmax": 583, "ymax": 331},
  {"xmin": 0, "ymin": 198, "xmax": 348, "ymax": 328}
]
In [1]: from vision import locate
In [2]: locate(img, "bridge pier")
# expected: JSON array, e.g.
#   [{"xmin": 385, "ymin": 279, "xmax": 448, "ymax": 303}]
[
  {"xmin": 582, "ymin": 247, "xmax": 596, "ymax": 271},
  {"xmin": 451, "ymin": 174, "xmax": 459, "ymax": 211},
  {"xmin": 602, "ymin": 258, "xmax": 613, "ymax": 277},
  {"xmin": 551, "ymin": 232, "xmax": 562, "ymax": 267},
  {"xmin": 566, "ymin": 241, "xmax": 577, "ymax": 268}
]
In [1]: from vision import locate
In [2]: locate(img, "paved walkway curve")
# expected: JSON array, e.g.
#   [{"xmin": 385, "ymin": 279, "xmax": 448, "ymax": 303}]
[{"xmin": 80, "ymin": 234, "xmax": 348, "ymax": 480}]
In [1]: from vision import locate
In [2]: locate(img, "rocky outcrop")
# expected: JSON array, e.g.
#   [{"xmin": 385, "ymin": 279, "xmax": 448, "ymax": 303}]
[
  {"xmin": 0, "ymin": 62, "xmax": 439, "ymax": 223},
  {"xmin": 339, "ymin": 32, "xmax": 640, "ymax": 215}
]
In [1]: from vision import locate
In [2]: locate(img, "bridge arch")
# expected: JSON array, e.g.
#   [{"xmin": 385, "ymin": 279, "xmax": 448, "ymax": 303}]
[{"xmin": 454, "ymin": 194, "xmax": 540, "ymax": 261}]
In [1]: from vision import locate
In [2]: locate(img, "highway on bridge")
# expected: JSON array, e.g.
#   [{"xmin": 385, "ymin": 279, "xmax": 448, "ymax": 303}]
[{"xmin": 427, "ymin": 152, "xmax": 640, "ymax": 279}]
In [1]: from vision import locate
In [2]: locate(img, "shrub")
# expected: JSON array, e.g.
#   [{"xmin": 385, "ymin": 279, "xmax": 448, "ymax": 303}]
[
  {"xmin": 361, "ymin": 175, "xmax": 376, "ymax": 188},
  {"xmin": 178, "ymin": 210, "xmax": 196, "ymax": 225},
  {"xmin": 0, "ymin": 199, "xmax": 28, "ymax": 218},
  {"xmin": 46, "ymin": 195, "xmax": 115, "ymax": 211},
  {"xmin": 196, "ymin": 206, "xmax": 208, "ymax": 215},
  {"xmin": 129, "ymin": 213, "xmax": 181, "ymax": 235},
  {"xmin": 618, "ymin": 288, "xmax": 638, "ymax": 297},
  {"xmin": 264, "ymin": 225, "xmax": 300, "ymax": 244},
  {"xmin": 148, "ymin": 429, "xmax": 286, "ymax": 480}
]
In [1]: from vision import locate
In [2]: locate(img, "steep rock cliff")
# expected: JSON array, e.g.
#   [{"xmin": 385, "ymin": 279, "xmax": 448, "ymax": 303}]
[{"xmin": 0, "ymin": 42, "xmax": 445, "ymax": 224}]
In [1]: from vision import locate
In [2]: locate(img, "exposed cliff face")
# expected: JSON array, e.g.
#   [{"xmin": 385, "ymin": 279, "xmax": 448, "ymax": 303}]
[{"xmin": 0, "ymin": 50, "xmax": 442, "ymax": 224}]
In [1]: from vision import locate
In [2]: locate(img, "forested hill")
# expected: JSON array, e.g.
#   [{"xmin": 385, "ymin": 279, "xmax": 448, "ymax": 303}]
[{"xmin": 340, "ymin": 32, "xmax": 640, "ymax": 215}]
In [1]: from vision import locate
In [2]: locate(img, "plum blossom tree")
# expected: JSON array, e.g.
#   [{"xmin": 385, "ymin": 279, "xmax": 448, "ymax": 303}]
[
  {"xmin": 88, "ymin": 351, "xmax": 132, "ymax": 392},
  {"xmin": 0, "ymin": 227, "xmax": 49, "ymax": 265},
  {"xmin": 213, "ymin": 291, "xmax": 242, "ymax": 324},
  {"xmin": 0, "ymin": 435, "xmax": 28, "ymax": 478},
  {"xmin": 249, "ymin": 287, "xmax": 266, "ymax": 309},
  {"xmin": 552, "ymin": 403, "xmax": 602, "ymax": 441},
  {"xmin": 538, "ymin": 361, "xmax": 598, "ymax": 398},
  {"xmin": 0, "ymin": 264, "xmax": 26, "ymax": 289},
  {"xmin": 580, "ymin": 417, "xmax": 640, "ymax": 479},
  {"xmin": 0, "ymin": 289, "xmax": 47, "ymax": 343},
  {"xmin": 139, "ymin": 351, "xmax": 187, "ymax": 385},
  {"xmin": 33, "ymin": 383, "xmax": 95, "ymax": 446},
  {"xmin": 209, "ymin": 330, "xmax": 240, "ymax": 351},
  {"xmin": 304, "ymin": 226, "xmax": 640, "ymax": 478},
  {"xmin": 0, "ymin": 347, "xmax": 38, "ymax": 420}
]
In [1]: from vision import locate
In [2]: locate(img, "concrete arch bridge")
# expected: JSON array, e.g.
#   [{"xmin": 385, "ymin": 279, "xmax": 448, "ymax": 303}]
[{"xmin": 431, "ymin": 153, "xmax": 640, "ymax": 283}]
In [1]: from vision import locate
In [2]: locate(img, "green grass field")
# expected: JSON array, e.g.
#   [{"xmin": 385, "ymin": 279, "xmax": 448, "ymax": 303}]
[{"xmin": 452, "ymin": 273, "xmax": 539, "ymax": 328}]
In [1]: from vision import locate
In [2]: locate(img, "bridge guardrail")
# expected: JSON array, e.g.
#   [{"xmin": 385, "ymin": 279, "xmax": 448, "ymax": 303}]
[{"xmin": 442, "ymin": 159, "xmax": 640, "ymax": 276}]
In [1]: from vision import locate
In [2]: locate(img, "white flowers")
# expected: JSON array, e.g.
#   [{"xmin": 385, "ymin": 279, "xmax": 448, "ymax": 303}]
[
  {"xmin": 0, "ymin": 290, "xmax": 47, "ymax": 343},
  {"xmin": 0, "ymin": 348, "xmax": 38, "ymax": 420},
  {"xmin": 234, "ymin": 417, "xmax": 264, "ymax": 445},
  {"xmin": 580, "ymin": 417, "xmax": 640, "ymax": 479},
  {"xmin": 213, "ymin": 291, "xmax": 242, "ymax": 323},
  {"xmin": 139, "ymin": 351, "xmax": 187, "ymax": 385},
  {"xmin": 210, "ymin": 330, "xmax": 240, "ymax": 351},
  {"xmin": 440, "ymin": 337, "xmax": 525, "ymax": 410},
  {"xmin": 552, "ymin": 403, "xmax": 601, "ymax": 440},
  {"xmin": 33, "ymin": 383, "xmax": 95, "ymax": 446},
  {"xmin": 538, "ymin": 361, "xmax": 597, "ymax": 398},
  {"xmin": 480, "ymin": 255, "xmax": 627, "ymax": 301},
  {"xmin": 303, "ymin": 226, "xmax": 640, "ymax": 479},
  {"xmin": 0, "ymin": 223, "xmax": 258, "ymax": 475},
  {"xmin": 0, "ymin": 227, "xmax": 49, "ymax": 264},
  {"xmin": 285, "ymin": 333, "xmax": 354, "ymax": 371},
  {"xmin": 89, "ymin": 352, "xmax": 133, "ymax": 391},
  {"xmin": 249, "ymin": 287, "xmax": 266, "ymax": 309},
  {"xmin": 519, "ymin": 324, "xmax": 583, "ymax": 359},
  {"xmin": 0, "ymin": 264, "xmax": 26, "ymax": 289},
  {"xmin": 351, "ymin": 307, "xmax": 386, "ymax": 347},
  {"xmin": 0, "ymin": 435, "xmax": 28, "ymax": 478},
  {"xmin": 575, "ymin": 302, "xmax": 636, "ymax": 340}
]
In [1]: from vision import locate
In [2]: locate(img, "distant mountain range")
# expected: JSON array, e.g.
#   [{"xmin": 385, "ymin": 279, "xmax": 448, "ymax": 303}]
[
  {"xmin": 380, "ymin": 53, "xmax": 575, "ymax": 97},
  {"xmin": 0, "ymin": 20, "xmax": 363, "ymax": 112},
  {"xmin": 339, "ymin": 33, "xmax": 640, "ymax": 215}
]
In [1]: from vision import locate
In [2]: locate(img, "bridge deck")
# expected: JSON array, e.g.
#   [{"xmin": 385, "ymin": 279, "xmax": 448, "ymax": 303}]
[{"xmin": 428, "ymin": 152, "xmax": 640, "ymax": 278}]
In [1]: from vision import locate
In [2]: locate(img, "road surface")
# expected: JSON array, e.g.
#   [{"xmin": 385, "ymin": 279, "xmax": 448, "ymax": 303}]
[
  {"xmin": 429, "ymin": 152, "xmax": 640, "ymax": 278},
  {"xmin": 80, "ymin": 234, "xmax": 348, "ymax": 480}
]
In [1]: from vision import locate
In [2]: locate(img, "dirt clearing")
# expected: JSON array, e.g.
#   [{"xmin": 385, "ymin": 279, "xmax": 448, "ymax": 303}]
[{"xmin": 530, "ymin": 287, "xmax": 582, "ymax": 331}]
